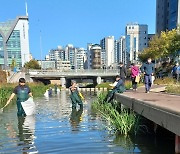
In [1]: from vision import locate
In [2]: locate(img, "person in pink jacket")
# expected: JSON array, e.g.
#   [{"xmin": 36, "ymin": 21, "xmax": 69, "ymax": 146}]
[{"xmin": 131, "ymin": 63, "xmax": 140, "ymax": 91}]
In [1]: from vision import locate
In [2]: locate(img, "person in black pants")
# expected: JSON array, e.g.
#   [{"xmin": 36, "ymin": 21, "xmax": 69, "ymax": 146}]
[{"xmin": 119, "ymin": 62, "xmax": 127, "ymax": 83}]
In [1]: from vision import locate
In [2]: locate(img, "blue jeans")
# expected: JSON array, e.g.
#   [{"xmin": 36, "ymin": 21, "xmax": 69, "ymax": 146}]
[{"xmin": 144, "ymin": 75, "xmax": 152, "ymax": 92}]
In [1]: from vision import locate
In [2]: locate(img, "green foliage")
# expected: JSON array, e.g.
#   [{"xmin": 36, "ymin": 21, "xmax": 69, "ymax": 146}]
[
  {"xmin": 24, "ymin": 59, "xmax": 41, "ymax": 69},
  {"xmin": 92, "ymin": 93, "xmax": 137, "ymax": 135},
  {"xmin": 0, "ymin": 83, "xmax": 52, "ymax": 107},
  {"xmin": 10, "ymin": 59, "xmax": 17, "ymax": 70},
  {"xmin": 96, "ymin": 81, "xmax": 133, "ymax": 90},
  {"xmin": 96, "ymin": 82, "xmax": 112, "ymax": 89},
  {"xmin": 0, "ymin": 86, "xmax": 14, "ymax": 108},
  {"xmin": 139, "ymin": 28, "xmax": 180, "ymax": 62}
]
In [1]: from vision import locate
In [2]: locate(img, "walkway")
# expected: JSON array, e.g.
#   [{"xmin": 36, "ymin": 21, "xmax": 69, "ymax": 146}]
[{"xmin": 115, "ymin": 85, "xmax": 180, "ymax": 135}]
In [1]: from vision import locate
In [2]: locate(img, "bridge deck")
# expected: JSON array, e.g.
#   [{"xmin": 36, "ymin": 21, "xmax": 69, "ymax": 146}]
[{"xmin": 115, "ymin": 86, "xmax": 180, "ymax": 136}]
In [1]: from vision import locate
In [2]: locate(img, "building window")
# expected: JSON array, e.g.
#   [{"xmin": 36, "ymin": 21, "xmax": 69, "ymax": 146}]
[
  {"xmin": 132, "ymin": 26, "xmax": 134, "ymax": 29},
  {"xmin": 144, "ymin": 43, "xmax": 147, "ymax": 45},
  {"xmin": 129, "ymin": 27, "xmax": 131, "ymax": 29},
  {"xmin": 144, "ymin": 37, "xmax": 146, "ymax": 39},
  {"xmin": 144, "ymin": 31, "xmax": 147, "ymax": 34}
]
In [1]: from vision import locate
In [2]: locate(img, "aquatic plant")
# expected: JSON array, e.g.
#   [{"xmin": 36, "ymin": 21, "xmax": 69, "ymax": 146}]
[
  {"xmin": 92, "ymin": 93, "xmax": 136, "ymax": 135},
  {"xmin": 0, "ymin": 86, "xmax": 14, "ymax": 108}
]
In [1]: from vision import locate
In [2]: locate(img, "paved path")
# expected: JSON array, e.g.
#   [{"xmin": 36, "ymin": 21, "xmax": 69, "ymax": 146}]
[
  {"xmin": 115, "ymin": 85, "xmax": 180, "ymax": 137},
  {"xmin": 125, "ymin": 85, "xmax": 180, "ymax": 116}
]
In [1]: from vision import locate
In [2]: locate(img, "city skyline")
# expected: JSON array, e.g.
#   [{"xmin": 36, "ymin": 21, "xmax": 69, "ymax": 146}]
[{"xmin": 0, "ymin": 0, "xmax": 156, "ymax": 60}]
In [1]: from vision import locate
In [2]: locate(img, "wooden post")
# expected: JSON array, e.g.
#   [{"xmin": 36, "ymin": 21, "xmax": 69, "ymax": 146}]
[{"xmin": 175, "ymin": 135, "xmax": 180, "ymax": 153}]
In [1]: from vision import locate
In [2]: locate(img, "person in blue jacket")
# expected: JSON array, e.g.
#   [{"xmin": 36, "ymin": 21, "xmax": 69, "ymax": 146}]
[
  {"xmin": 3, "ymin": 78, "xmax": 33, "ymax": 116},
  {"xmin": 141, "ymin": 58, "xmax": 155, "ymax": 93}
]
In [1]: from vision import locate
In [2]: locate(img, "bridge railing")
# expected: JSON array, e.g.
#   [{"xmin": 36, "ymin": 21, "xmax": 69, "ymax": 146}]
[{"xmin": 28, "ymin": 69, "xmax": 119, "ymax": 76}]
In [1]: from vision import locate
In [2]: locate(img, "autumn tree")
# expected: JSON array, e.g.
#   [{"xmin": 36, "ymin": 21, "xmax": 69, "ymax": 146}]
[{"xmin": 139, "ymin": 28, "xmax": 180, "ymax": 62}]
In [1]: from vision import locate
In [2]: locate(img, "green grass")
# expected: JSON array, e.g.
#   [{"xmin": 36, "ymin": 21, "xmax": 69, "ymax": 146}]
[
  {"xmin": 154, "ymin": 77, "xmax": 176, "ymax": 85},
  {"xmin": 165, "ymin": 84, "xmax": 180, "ymax": 94},
  {"xmin": 92, "ymin": 93, "xmax": 141, "ymax": 135},
  {"xmin": 0, "ymin": 83, "xmax": 54, "ymax": 107}
]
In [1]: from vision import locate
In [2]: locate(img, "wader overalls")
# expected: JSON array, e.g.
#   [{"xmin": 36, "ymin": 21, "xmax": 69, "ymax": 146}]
[
  {"xmin": 70, "ymin": 89, "xmax": 83, "ymax": 109},
  {"xmin": 16, "ymin": 86, "xmax": 29, "ymax": 116}
]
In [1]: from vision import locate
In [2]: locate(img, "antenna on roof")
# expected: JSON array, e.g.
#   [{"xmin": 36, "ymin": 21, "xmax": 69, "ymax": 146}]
[{"xmin": 25, "ymin": 0, "xmax": 28, "ymax": 16}]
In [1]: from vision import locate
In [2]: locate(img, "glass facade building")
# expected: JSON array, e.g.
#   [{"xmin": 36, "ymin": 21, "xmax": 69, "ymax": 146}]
[
  {"xmin": 0, "ymin": 16, "xmax": 30, "ymax": 70},
  {"xmin": 156, "ymin": 0, "xmax": 180, "ymax": 34}
]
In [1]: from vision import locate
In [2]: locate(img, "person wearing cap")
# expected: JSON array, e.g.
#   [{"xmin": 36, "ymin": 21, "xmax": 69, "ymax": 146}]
[{"xmin": 3, "ymin": 78, "xmax": 32, "ymax": 116}]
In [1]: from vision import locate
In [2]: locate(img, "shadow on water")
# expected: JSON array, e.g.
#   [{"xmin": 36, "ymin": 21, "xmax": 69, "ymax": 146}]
[{"xmin": 0, "ymin": 91, "xmax": 175, "ymax": 153}]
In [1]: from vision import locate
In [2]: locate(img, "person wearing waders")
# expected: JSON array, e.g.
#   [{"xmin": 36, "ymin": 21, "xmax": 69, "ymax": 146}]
[
  {"xmin": 4, "ymin": 78, "xmax": 32, "ymax": 116},
  {"xmin": 69, "ymin": 80, "xmax": 83, "ymax": 109}
]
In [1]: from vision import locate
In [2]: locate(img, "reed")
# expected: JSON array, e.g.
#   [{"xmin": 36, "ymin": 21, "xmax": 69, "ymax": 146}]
[{"xmin": 92, "ymin": 93, "xmax": 140, "ymax": 135}]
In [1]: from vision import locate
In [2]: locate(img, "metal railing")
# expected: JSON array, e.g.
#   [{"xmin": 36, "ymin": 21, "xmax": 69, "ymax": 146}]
[{"xmin": 28, "ymin": 69, "xmax": 119, "ymax": 77}]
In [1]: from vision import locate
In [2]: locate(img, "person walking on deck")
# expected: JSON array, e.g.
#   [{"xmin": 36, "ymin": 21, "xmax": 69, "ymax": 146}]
[
  {"xmin": 141, "ymin": 58, "xmax": 155, "ymax": 93},
  {"xmin": 131, "ymin": 63, "xmax": 140, "ymax": 91},
  {"xmin": 119, "ymin": 62, "xmax": 127, "ymax": 84}
]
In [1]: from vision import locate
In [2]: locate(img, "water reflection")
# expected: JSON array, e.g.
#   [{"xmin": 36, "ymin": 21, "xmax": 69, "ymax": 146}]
[
  {"xmin": 70, "ymin": 108, "xmax": 83, "ymax": 131},
  {"xmin": 17, "ymin": 116, "xmax": 37, "ymax": 153},
  {"xmin": 0, "ymin": 91, "xmax": 174, "ymax": 153}
]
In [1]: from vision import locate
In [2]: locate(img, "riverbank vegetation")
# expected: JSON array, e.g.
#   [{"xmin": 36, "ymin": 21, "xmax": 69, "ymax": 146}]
[
  {"xmin": 96, "ymin": 80, "xmax": 133, "ymax": 90},
  {"xmin": 0, "ymin": 83, "xmax": 53, "ymax": 107},
  {"xmin": 154, "ymin": 77, "xmax": 180, "ymax": 94},
  {"xmin": 92, "ymin": 93, "xmax": 145, "ymax": 135}
]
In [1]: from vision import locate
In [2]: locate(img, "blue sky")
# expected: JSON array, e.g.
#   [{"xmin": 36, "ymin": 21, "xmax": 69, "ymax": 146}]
[{"xmin": 0, "ymin": 0, "xmax": 156, "ymax": 60}]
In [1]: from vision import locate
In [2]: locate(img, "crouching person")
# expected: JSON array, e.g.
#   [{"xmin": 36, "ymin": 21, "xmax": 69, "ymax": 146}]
[
  {"xmin": 105, "ymin": 75, "xmax": 125, "ymax": 103},
  {"xmin": 69, "ymin": 80, "xmax": 83, "ymax": 109}
]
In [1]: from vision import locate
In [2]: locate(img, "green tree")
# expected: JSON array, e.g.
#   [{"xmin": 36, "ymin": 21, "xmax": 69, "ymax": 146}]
[
  {"xmin": 10, "ymin": 59, "xmax": 17, "ymax": 70},
  {"xmin": 24, "ymin": 59, "xmax": 41, "ymax": 69},
  {"xmin": 139, "ymin": 28, "xmax": 180, "ymax": 62}
]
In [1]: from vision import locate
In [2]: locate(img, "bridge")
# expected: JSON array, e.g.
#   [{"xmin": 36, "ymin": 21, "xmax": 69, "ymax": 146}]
[{"xmin": 26, "ymin": 69, "xmax": 119, "ymax": 87}]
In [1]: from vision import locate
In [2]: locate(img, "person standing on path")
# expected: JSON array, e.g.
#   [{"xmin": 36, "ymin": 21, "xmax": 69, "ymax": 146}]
[
  {"xmin": 3, "ymin": 78, "xmax": 33, "ymax": 116},
  {"xmin": 177, "ymin": 64, "xmax": 180, "ymax": 82},
  {"xmin": 141, "ymin": 58, "xmax": 155, "ymax": 93},
  {"xmin": 131, "ymin": 63, "xmax": 140, "ymax": 91},
  {"xmin": 119, "ymin": 62, "xmax": 127, "ymax": 84},
  {"xmin": 171, "ymin": 63, "xmax": 179, "ymax": 80}
]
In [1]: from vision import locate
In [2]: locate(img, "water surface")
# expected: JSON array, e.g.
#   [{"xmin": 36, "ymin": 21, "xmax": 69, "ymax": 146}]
[{"xmin": 0, "ymin": 91, "xmax": 174, "ymax": 153}]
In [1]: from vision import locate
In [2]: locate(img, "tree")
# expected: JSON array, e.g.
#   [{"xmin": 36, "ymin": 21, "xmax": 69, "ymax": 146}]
[
  {"xmin": 139, "ymin": 28, "xmax": 180, "ymax": 62},
  {"xmin": 24, "ymin": 59, "xmax": 41, "ymax": 69},
  {"xmin": 10, "ymin": 59, "xmax": 17, "ymax": 70}
]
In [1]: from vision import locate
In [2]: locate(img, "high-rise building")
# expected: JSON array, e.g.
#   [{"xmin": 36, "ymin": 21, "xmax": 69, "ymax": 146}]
[
  {"xmin": 114, "ymin": 36, "xmax": 126, "ymax": 66},
  {"xmin": 125, "ymin": 23, "xmax": 148, "ymax": 64},
  {"xmin": 65, "ymin": 44, "xmax": 77, "ymax": 69},
  {"xmin": 0, "ymin": 16, "xmax": 30, "ymax": 69},
  {"xmin": 100, "ymin": 36, "xmax": 114, "ymax": 67},
  {"xmin": 48, "ymin": 47, "xmax": 65, "ymax": 61},
  {"xmin": 91, "ymin": 44, "xmax": 101, "ymax": 69},
  {"xmin": 156, "ymin": 0, "xmax": 180, "ymax": 34},
  {"xmin": 86, "ymin": 43, "xmax": 93, "ymax": 69},
  {"xmin": 75, "ymin": 48, "xmax": 86, "ymax": 69}
]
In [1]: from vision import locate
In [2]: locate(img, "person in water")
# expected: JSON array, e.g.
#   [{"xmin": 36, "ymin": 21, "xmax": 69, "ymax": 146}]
[
  {"xmin": 4, "ymin": 78, "xmax": 33, "ymax": 116},
  {"xmin": 69, "ymin": 80, "xmax": 83, "ymax": 109},
  {"xmin": 105, "ymin": 75, "xmax": 125, "ymax": 103}
]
